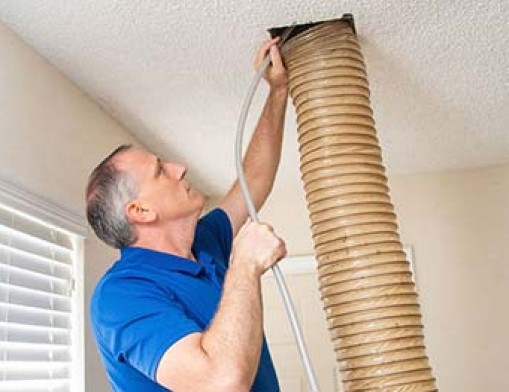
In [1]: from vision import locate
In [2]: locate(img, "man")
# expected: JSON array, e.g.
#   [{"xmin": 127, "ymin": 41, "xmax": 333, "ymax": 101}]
[{"xmin": 87, "ymin": 38, "xmax": 289, "ymax": 391}]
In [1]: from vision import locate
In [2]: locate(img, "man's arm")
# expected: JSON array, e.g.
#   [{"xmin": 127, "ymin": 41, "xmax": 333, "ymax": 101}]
[
  {"xmin": 156, "ymin": 221, "xmax": 286, "ymax": 391},
  {"xmin": 219, "ymin": 38, "xmax": 289, "ymax": 236}
]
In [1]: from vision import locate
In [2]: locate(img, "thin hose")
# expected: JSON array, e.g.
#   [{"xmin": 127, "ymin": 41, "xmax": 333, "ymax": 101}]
[{"xmin": 235, "ymin": 35, "xmax": 321, "ymax": 392}]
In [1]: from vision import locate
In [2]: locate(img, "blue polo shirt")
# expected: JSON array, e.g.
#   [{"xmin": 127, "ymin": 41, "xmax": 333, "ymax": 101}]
[{"xmin": 90, "ymin": 208, "xmax": 280, "ymax": 391}]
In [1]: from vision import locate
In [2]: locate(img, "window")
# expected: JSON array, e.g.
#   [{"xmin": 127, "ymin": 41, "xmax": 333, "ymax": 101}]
[{"xmin": 0, "ymin": 181, "xmax": 85, "ymax": 392}]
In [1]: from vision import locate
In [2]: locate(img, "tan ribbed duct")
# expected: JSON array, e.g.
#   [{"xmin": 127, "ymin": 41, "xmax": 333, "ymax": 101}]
[{"xmin": 281, "ymin": 20, "xmax": 438, "ymax": 391}]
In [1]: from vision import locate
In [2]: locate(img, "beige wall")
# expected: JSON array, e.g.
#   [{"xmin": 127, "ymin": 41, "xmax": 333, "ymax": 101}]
[
  {"xmin": 260, "ymin": 163, "xmax": 509, "ymax": 391},
  {"xmin": 390, "ymin": 164, "xmax": 509, "ymax": 392},
  {"xmin": 0, "ymin": 22, "xmax": 140, "ymax": 391}
]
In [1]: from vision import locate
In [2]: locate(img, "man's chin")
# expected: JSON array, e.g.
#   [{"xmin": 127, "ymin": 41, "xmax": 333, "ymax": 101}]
[{"xmin": 194, "ymin": 192, "xmax": 206, "ymax": 211}]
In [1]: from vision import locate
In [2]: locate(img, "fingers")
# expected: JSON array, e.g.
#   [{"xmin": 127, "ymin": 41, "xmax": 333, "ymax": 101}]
[
  {"xmin": 242, "ymin": 217, "xmax": 253, "ymax": 228},
  {"xmin": 263, "ymin": 222, "xmax": 275, "ymax": 233},
  {"xmin": 274, "ymin": 236, "xmax": 287, "ymax": 262},
  {"xmin": 261, "ymin": 224, "xmax": 286, "ymax": 262},
  {"xmin": 241, "ymin": 219, "xmax": 274, "ymax": 233},
  {"xmin": 269, "ymin": 44, "xmax": 284, "ymax": 72},
  {"xmin": 253, "ymin": 37, "xmax": 289, "ymax": 90},
  {"xmin": 231, "ymin": 219, "xmax": 287, "ymax": 274},
  {"xmin": 254, "ymin": 37, "xmax": 280, "ymax": 70}
]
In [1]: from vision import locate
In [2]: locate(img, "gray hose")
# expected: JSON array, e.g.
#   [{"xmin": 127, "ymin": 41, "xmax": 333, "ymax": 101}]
[{"xmin": 235, "ymin": 39, "xmax": 320, "ymax": 392}]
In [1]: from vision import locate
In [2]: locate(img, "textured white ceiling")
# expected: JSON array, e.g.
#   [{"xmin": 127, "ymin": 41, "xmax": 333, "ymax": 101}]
[{"xmin": 0, "ymin": 1, "xmax": 508, "ymax": 197}]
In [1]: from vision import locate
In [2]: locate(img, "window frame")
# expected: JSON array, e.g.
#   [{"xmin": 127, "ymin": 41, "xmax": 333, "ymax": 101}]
[{"xmin": 0, "ymin": 178, "xmax": 86, "ymax": 392}]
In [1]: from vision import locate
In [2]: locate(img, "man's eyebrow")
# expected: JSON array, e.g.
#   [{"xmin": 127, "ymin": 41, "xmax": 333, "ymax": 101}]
[{"xmin": 154, "ymin": 157, "xmax": 161, "ymax": 178}]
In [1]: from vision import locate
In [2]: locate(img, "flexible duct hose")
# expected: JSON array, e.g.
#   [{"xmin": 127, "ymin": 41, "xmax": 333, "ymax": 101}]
[{"xmin": 280, "ymin": 20, "xmax": 438, "ymax": 391}]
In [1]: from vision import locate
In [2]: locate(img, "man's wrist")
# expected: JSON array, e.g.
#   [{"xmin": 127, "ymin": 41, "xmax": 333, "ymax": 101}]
[
  {"xmin": 229, "ymin": 256, "xmax": 264, "ymax": 279},
  {"xmin": 270, "ymin": 85, "xmax": 289, "ymax": 98}
]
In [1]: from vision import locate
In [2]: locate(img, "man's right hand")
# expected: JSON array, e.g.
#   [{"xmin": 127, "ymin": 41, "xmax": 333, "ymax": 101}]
[
  {"xmin": 231, "ymin": 220, "xmax": 287, "ymax": 276},
  {"xmin": 157, "ymin": 219, "xmax": 285, "ymax": 391}
]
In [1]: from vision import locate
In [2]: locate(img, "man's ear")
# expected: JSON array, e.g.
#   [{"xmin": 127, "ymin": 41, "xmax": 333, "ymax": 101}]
[{"xmin": 125, "ymin": 200, "xmax": 156, "ymax": 224}]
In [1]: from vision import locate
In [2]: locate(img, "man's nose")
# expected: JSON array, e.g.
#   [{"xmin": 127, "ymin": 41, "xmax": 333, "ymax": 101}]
[{"xmin": 169, "ymin": 162, "xmax": 187, "ymax": 180}]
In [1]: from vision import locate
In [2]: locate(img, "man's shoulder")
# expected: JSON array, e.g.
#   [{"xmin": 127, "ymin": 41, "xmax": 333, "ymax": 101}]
[
  {"xmin": 90, "ymin": 262, "xmax": 162, "ymax": 323},
  {"xmin": 91, "ymin": 266, "xmax": 126, "ymax": 321},
  {"xmin": 93, "ymin": 261, "xmax": 161, "ymax": 300}
]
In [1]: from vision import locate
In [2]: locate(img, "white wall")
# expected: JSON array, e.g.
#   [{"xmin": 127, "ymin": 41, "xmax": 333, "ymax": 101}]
[
  {"xmin": 0, "ymin": 22, "xmax": 140, "ymax": 391},
  {"xmin": 260, "ymin": 163, "xmax": 509, "ymax": 391}
]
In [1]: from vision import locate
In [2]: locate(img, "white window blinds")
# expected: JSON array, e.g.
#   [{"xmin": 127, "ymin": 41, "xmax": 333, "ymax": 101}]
[{"xmin": 0, "ymin": 203, "xmax": 80, "ymax": 392}]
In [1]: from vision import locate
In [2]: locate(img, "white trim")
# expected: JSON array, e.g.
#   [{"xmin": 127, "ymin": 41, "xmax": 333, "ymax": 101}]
[
  {"xmin": 270, "ymin": 255, "xmax": 317, "ymax": 276},
  {"xmin": 72, "ymin": 237, "xmax": 85, "ymax": 392},
  {"xmin": 0, "ymin": 178, "xmax": 87, "ymax": 237}
]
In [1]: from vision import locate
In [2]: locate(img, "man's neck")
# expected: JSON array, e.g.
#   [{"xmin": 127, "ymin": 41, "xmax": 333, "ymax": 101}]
[{"xmin": 132, "ymin": 214, "xmax": 199, "ymax": 261}]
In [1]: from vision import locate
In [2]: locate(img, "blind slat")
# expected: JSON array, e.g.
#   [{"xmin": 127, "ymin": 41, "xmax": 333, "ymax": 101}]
[
  {"xmin": 0, "ymin": 255, "xmax": 71, "ymax": 281},
  {"xmin": 0, "ymin": 281, "xmax": 72, "ymax": 306},
  {"xmin": 1, "ymin": 325, "xmax": 70, "ymax": 346},
  {"xmin": 0, "ymin": 225, "xmax": 72, "ymax": 254},
  {"xmin": 0, "ymin": 262, "xmax": 70, "ymax": 287},
  {"xmin": 0, "ymin": 300, "xmax": 72, "ymax": 319},
  {"xmin": 0, "ymin": 360, "xmax": 70, "ymax": 371},
  {"xmin": 1, "ymin": 341, "xmax": 70, "ymax": 351},
  {"xmin": 0, "ymin": 279, "xmax": 70, "ymax": 299},
  {"xmin": 0, "ymin": 208, "xmax": 73, "ymax": 250},
  {"xmin": 0, "ymin": 347, "xmax": 70, "ymax": 362},
  {"xmin": 0, "ymin": 243, "xmax": 71, "ymax": 270},
  {"xmin": 0, "ymin": 378, "xmax": 70, "ymax": 390},
  {"xmin": 0, "ymin": 321, "xmax": 69, "ymax": 335},
  {"xmin": 0, "ymin": 284, "xmax": 72, "ymax": 310}
]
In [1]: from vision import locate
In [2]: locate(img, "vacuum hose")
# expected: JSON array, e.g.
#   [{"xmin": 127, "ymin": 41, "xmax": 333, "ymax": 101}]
[
  {"xmin": 235, "ymin": 29, "xmax": 321, "ymax": 392},
  {"xmin": 281, "ymin": 20, "xmax": 438, "ymax": 391}
]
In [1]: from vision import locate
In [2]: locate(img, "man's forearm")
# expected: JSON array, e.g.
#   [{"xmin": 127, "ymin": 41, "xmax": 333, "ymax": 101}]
[
  {"xmin": 243, "ymin": 87, "xmax": 288, "ymax": 209},
  {"xmin": 201, "ymin": 262, "xmax": 263, "ymax": 389}
]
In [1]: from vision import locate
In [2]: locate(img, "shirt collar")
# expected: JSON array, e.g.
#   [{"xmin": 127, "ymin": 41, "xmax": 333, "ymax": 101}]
[{"xmin": 120, "ymin": 246, "xmax": 206, "ymax": 276}]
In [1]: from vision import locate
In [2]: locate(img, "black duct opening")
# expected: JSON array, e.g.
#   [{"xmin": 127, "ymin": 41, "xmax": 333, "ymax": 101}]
[{"xmin": 268, "ymin": 13, "xmax": 356, "ymax": 41}]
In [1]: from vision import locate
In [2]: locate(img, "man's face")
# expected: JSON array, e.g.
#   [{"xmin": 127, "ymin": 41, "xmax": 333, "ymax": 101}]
[{"xmin": 115, "ymin": 148, "xmax": 205, "ymax": 223}]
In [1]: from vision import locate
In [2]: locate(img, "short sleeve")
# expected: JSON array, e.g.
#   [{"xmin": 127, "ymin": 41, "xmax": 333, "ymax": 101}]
[
  {"xmin": 91, "ymin": 274, "xmax": 202, "ymax": 381},
  {"xmin": 194, "ymin": 208, "xmax": 233, "ymax": 263}
]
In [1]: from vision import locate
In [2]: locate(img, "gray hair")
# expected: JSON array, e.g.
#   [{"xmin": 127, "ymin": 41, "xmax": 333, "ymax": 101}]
[{"xmin": 86, "ymin": 144, "xmax": 140, "ymax": 249}]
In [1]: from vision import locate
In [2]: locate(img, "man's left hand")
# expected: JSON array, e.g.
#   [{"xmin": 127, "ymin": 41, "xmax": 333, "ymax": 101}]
[{"xmin": 254, "ymin": 38, "xmax": 289, "ymax": 92}]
